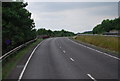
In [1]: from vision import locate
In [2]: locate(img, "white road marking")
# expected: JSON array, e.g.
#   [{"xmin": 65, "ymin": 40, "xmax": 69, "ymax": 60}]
[
  {"xmin": 18, "ymin": 41, "xmax": 44, "ymax": 81},
  {"xmin": 87, "ymin": 74, "xmax": 97, "ymax": 81},
  {"xmin": 63, "ymin": 50, "xmax": 66, "ymax": 53},
  {"xmin": 67, "ymin": 38, "xmax": 120, "ymax": 60},
  {"xmin": 60, "ymin": 46, "xmax": 61, "ymax": 49},
  {"xmin": 70, "ymin": 58, "xmax": 74, "ymax": 61}
]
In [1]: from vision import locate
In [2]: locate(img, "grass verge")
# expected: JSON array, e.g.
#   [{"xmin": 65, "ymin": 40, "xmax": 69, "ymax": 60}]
[
  {"xmin": 2, "ymin": 38, "xmax": 43, "ymax": 79},
  {"xmin": 73, "ymin": 35, "xmax": 119, "ymax": 54}
]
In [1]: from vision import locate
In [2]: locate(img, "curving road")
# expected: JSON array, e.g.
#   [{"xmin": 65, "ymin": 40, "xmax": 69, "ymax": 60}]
[{"xmin": 19, "ymin": 37, "xmax": 119, "ymax": 80}]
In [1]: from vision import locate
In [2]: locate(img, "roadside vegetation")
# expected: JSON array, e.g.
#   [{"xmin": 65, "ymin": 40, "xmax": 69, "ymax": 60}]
[
  {"xmin": 92, "ymin": 17, "xmax": 120, "ymax": 34},
  {"xmin": 2, "ymin": 38, "xmax": 43, "ymax": 79},
  {"xmin": 81, "ymin": 17, "xmax": 120, "ymax": 34},
  {"xmin": 2, "ymin": 2, "xmax": 37, "ymax": 54},
  {"xmin": 37, "ymin": 28, "xmax": 75, "ymax": 37},
  {"xmin": 74, "ymin": 35, "xmax": 119, "ymax": 54},
  {"xmin": 76, "ymin": 17, "xmax": 120, "ymax": 54}
]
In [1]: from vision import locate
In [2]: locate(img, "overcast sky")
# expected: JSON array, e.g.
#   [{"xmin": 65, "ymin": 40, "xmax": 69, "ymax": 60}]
[{"xmin": 26, "ymin": 2, "xmax": 118, "ymax": 33}]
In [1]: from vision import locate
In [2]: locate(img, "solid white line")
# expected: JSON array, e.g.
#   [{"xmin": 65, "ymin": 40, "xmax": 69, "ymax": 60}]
[
  {"xmin": 67, "ymin": 38, "xmax": 120, "ymax": 60},
  {"xmin": 70, "ymin": 58, "xmax": 74, "ymax": 61},
  {"xmin": 87, "ymin": 74, "xmax": 97, "ymax": 81},
  {"xmin": 63, "ymin": 50, "xmax": 66, "ymax": 53},
  {"xmin": 18, "ymin": 41, "xmax": 43, "ymax": 81}
]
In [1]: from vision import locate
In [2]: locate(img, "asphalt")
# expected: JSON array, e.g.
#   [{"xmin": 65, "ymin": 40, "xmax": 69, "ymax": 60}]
[{"xmin": 18, "ymin": 37, "xmax": 119, "ymax": 80}]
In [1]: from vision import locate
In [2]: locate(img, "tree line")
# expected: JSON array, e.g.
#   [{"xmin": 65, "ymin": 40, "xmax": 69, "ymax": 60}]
[
  {"xmin": 92, "ymin": 17, "xmax": 120, "ymax": 34},
  {"xmin": 37, "ymin": 28, "xmax": 75, "ymax": 37}
]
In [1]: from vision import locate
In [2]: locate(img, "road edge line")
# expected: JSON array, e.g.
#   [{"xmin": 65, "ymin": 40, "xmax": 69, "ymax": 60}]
[
  {"xmin": 68, "ymin": 38, "xmax": 120, "ymax": 60},
  {"xmin": 87, "ymin": 74, "xmax": 97, "ymax": 81},
  {"xmin": 18, "ymin": 40, "xmax": 43, "ymax": 81},
  {"xmin": 70, "ymin": 58, "xmax": 74, "ymax": 61},
  {"xmin": 63, "ymin": 50, "xmax": 66, "ymax": 53}
]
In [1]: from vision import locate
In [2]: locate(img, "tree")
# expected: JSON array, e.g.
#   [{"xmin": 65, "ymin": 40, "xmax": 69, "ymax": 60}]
[
  {"xmin": 2, "ymin": 2, "xmax": 36, "ymax": 54},
  {"xmin": 92, "ymin": 17, "xmax": 120, "ymax": 34},
  {"xmin": 37, "ymin": 28, "xmax": 75, "ymax": 37}
]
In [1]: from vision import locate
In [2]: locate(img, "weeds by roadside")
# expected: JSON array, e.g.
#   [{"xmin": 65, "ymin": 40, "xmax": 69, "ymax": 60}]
[
  {"xmin": 2, "ymin": 38, "xmax": 43, "ymax": 79},
  {"xmin": 73, "ymin": 35, "xmax": 119, "ymax": 54}
]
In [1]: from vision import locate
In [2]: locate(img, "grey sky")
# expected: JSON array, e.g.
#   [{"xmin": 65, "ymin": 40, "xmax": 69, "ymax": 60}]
[
  {"xmin": 26, "ymin": 2, "xmax": 118, "ymax": 33},
  {"xmin": 25, "ymin": 0, "xmax": 119, "ymax": 2}
]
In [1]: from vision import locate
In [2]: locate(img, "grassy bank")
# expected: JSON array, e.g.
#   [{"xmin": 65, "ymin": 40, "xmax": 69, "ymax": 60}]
[
  {"xmin": 2, "ymin": 38, "xmax": 43, "ymax": 79},
  {"xmin": 73, "ymin": 35, "xmax": 119, "ymax": 54}
]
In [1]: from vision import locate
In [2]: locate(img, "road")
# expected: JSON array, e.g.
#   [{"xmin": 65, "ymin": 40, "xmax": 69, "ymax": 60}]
[{"xmin": 19, "ymin": 37, "xmax": 119, "ymax": 80}]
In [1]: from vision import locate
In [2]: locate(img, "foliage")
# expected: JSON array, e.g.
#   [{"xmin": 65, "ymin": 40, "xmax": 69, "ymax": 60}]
[
  {"xmin": 81, "ymin": 31, "xmax": 93, "ymax": 34},
  {"xmin": 37, "ymin": 28, "xmax": 75, "ymax": 37},
  {"xmin": 93, "ymin": 17, "xmax": 120, "ymax": 34},
  {"xmin": 2, "ymin": 2, "xmax": 36, "ymax": 54}
]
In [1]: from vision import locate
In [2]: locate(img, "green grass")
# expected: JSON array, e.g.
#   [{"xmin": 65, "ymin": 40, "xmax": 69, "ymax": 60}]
[
  {"xmin": 74, "ymin": 35, "xmax": 119, "ymax": 54},
  {"xmin": 2, "ymin": 38, "xmax": 43, "ymax": 79}
]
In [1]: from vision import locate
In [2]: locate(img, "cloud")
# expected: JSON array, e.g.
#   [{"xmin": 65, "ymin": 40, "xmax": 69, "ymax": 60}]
[{"xmin": 26, "ymin": 2, "xmax": 118, "ymax": 33}]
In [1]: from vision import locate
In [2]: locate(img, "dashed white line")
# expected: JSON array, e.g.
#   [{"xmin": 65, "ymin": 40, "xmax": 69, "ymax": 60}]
[
  {"xmin": 68, "ymin": 38, "xmax": 120, "ymax": 60},
  {"xmin": 18, "ymin": 40, "xmax": 44, "ymax": 81},
  {"xmin": 63, "ymin": 50, "xmax": 66, "ymax": 53},
  {"xmin": 70, "ymin": 58, "xmax": 74, "ymax": 61},
  {"xmin": 87, "ymin": 74, "xmax": 97, "ymax": 81}
]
